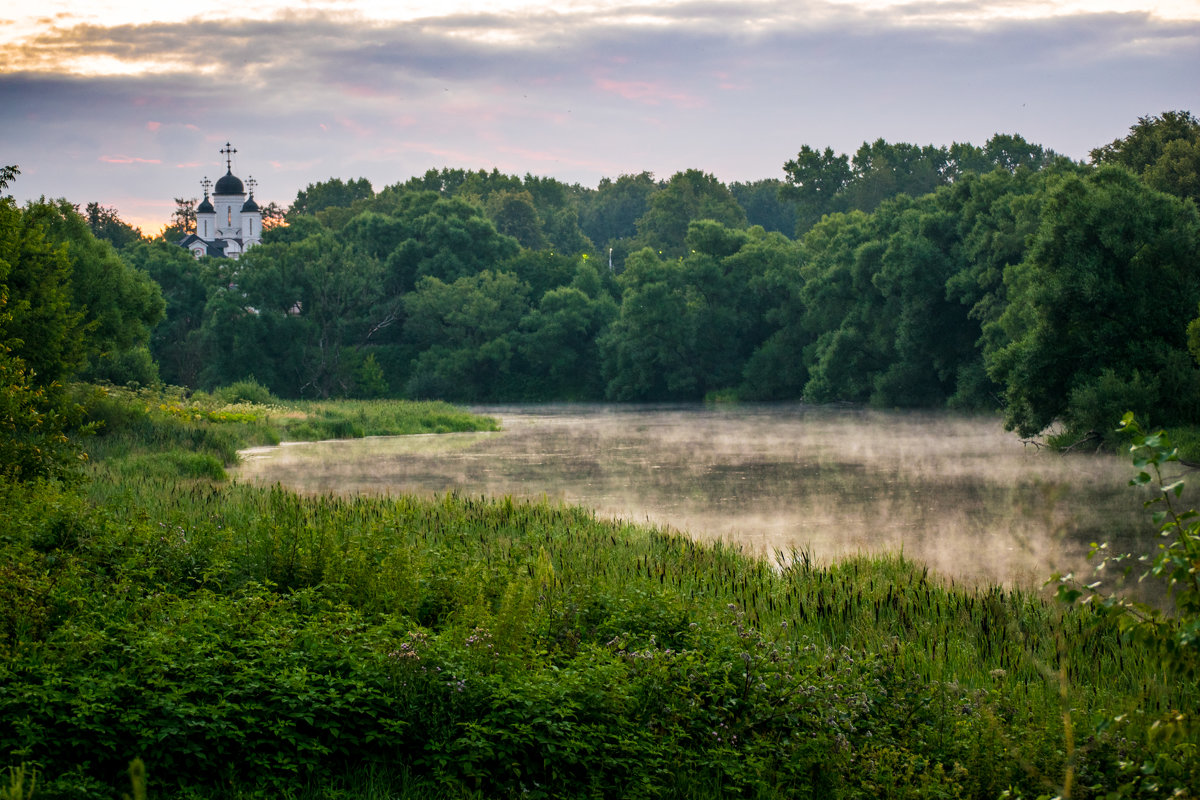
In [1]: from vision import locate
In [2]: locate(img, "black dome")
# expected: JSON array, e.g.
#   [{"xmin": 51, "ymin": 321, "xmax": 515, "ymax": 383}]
[
  {"xmin": 241, "ymin": 197, "xmax": 260, "ymax": 213},
  {"xmin": 197, "ymin": 197, "xmax": 215, "ymax": 213},
  {"xmin": 214, "ymin": 170, "xmax": 244, "ymax": 195}
]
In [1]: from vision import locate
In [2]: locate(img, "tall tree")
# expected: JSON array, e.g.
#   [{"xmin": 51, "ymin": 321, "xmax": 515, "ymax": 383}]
[
  {"xmin": 125, "ymin": 240, "xmax": 220, "ymax": 387},
  {"xmin": 780, "ymin": 145, "xmax": 852, "ymax": 235},
  {"xmin": 26, "ymin": 200, "xmax": 165, "ymax": 385},
  {"xmin": 402, "ymin": 271, "xmax": 530, "ymax": 400},
  {"xmin": 289, "ymin": 177, "xmax": 374, "ymax": 217},
  {"xmin": 0, "ymin": 194, "xmax": 84, "ymax": 384},
  {"xmin": 730, "ymin": 179, "xmax": 799, "ymax": 236},
  {"xmin": 85, "ymin": 203, "xmax": 143, "ymax": 250},
  {"xmin": 986, "ymin": 166, "xmax": 1200, "ymax": 439},
  {"xmin": 578, "ymin": 172, "xmax": 658, "ymax": 247},
  {"xmin": 634, "ymin": 169, "xmax": 746, "ymax": 259},
  {"xmin": 162, "ymin": 197, "xmax": 196, "ymax": 240},
  {"xmin": 1091, "ymin": 110, "xmax": 1200, "ymax": 205}
]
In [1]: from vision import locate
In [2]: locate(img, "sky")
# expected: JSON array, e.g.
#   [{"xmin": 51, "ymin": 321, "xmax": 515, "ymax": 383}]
[{"xmin": 2, "ymin": 0, "xmax": 1199, "ymax": 234}]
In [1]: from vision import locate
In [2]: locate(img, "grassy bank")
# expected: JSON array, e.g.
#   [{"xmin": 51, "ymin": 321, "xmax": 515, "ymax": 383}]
[{"xmin": 1, "ymin": 389, "xmax": 1196, "ymax": 799}]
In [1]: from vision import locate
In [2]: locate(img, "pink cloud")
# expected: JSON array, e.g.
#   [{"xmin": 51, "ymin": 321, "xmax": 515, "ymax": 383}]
[
  {"xmin": 494, "ymin": 144, "xmax": 622, "ymax": 174},
  {"xmin": 338, "ymin": 83, "xmax": 386, "ymax": 99},
  {"xmin": 336, "ymin": 116, "xmax": 374, "ymax": 137},
  {"xmin": 713, "ymin": 71, "xmax": 748, "ymax": 91},
  {"xmin": 146, "ymin": 121, "xmax": 162, "ymax": 132},
  {"xmin": 100, "ymin": 155, "xmax": 162, "ymax": 165},
  {"xmin": 174, "ymin": 161, "xmax": 203, "ymax": 169},
  {"xmin": 594, "ymin": 78, "xmax": 705, "ymax": 109}
]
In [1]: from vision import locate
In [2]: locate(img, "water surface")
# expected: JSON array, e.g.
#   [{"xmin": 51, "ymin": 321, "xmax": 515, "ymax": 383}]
[{"xmin": 236, "ymin": 405, "xmax": 1156, "ymax": 588}]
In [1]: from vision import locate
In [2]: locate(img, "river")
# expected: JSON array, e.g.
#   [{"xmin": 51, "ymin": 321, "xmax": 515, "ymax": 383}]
[{"xmin": 235, "ymin": 404, "xmax": 1156, "ymax": 588}]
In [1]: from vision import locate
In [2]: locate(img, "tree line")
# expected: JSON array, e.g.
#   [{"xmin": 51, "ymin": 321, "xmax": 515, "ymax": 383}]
[{"xmin": 3, "ymin": 110, "xmax": 1199, "ymax": 452}]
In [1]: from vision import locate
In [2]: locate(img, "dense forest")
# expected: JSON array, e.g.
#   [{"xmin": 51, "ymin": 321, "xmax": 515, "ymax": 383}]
[{"xmin": 5, "ymin": 111, "xmax": 1200, "ymax": 448}]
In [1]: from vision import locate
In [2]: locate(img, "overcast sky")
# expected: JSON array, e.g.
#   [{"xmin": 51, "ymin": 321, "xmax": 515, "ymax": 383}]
[{"xmin": 2, "ymin": 0, "xmax": 1198, "ymax": 233}]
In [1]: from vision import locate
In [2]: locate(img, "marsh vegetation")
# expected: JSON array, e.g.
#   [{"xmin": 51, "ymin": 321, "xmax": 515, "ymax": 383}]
[{"xmin": 1, "ymin": 390, "xmax": 1198, "ymax": 799}]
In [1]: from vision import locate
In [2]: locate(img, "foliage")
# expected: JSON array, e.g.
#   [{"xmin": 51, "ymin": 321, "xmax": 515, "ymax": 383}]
[
  {"xmin": 1049, "ymin": 414, "xmax": 1200, "ymax": 798},
  {"xmin": 22, "ymin": 199, "xmax": 165, "ymax": 385},
  {"xmin": 19, "ymin": 116, "xmax": 1200, "ymax": 427},
  {"xmin": 0, "ymin": 346, "xmax": 87, "ymax": 484},
  {"xmin": 84, "ymin": 203, "xmax": 143, "ymax": 250},
  {"xmin": 289, "ymin": 177, "xmax": 374, "ymax": 217},
  {"xmin": 782, "ymin": 134, "xmax": 1056, "ymax": 237},
  {"xmin": 1, "ymin": 398, "xmax": 1195, "ymax": 797},
  {"xmin": 985, "ymin": 167, "xmax": 1200, "ymax": 440},
  {"xmin": 162, "ymin": 197, "xmax": 196, "ymax": 240},
  {"xmin": 1056, "ymin": 415, "xmax": 1200, "ymax": 670},
  {"xmin": 125, "ymin": 241, "xmax": 218, "ymax": 388},
  {"xmin": 1091, "ymin": 110, "xmax": 1200, "ymax": 204},
  {"xmin": 633, "ymin": 169, "xmax": 747, "ymax": 259},
  {"xmin": 402, "ymin": 270, "xmax": 530, "ymax": 401},
  {"xmin": 599, "ymin": 222, "xmax": 787, "ymax": 401},
  {"xmin": 577, "ymin": 172, "xmax": 658, "ymax": 262},
  {"xmin": 730, "ymin": 178, "xmax": 799, "ymax": 235}
]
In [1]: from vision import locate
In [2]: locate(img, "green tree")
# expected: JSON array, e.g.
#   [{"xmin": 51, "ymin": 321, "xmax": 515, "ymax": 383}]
[
  {"xmin": 383, "ymin": 196, "xmax": 520, "ymax": 292},
  {"xmin": 730, "ymin": 179, "xmax": 798, "ymax": 236},
  {"xmin": 161, "ymin": 197, "xmax": 196, "ymax": 240},
  {"xmin": 1091, "ymin": 110, "xmax": 1200, "ymax": 205},
  {"xmin": 520, "ymin": 269, "xmax": 618, "ymax": 400},
  {"xmin": 402, "ymin": 271, "xmax": 530, "ymax": 400},
  {"xmin": 498, "ymin": 249, "xmax": 580, "ymax": 301},
  {"xmin": 85, "ymin": 203, "xmax": 143, "ymax": 250},
  {"xmin": 125, "ymin": 240, "xmax": 222, "ymax": 387},
  {"xmin": 941, "ymin": 166, "xmax": 1063, "ymax": 407},
  {"xmin": 986, "ymin": 166, "xmax": 1200, "ymax": 439},
  {"xmin": 780, "ymin": 145, "xmax": 852, "ymax": 235},
  {"xmin": 227, "ymin": 235, "xmax": 386, "ymax": 397},
  {"xmin": 486, "ymin": 190, "xmax": 547, "ymax": 250},
  {"xmin": 840, "ymin": 139, "xmax": 950, "ymax": 214},
  {"xmin": 578, "ymin": 172, "xmax": 658, "ymax": 259},
  {"xmin": 791, "ymin": 211, "xmax": 891, "ymax": 404},
  {"xmin": 0, "ymin": 197, "xmax": 85, "ymax": 384},
  {"xmin": 0, "ymin": 167, "xmax": 86, "ymax": 482},
  {"xmin": 600, "ymin": 222, "xmax": 784, "ymax": 401},
  {"xmin": 289, "ymin": 177, "xmax": 374, "ymax": 217},
  {"xmin": 25, "ymin": 199, "xmax": 165, "ymax": 385},
  {"xmin": 599, "ymin": 252, "xmax": 701, "ymax": 400},
  {"xmin": 634, "ymin": 169, "xmax": 746, "ymax": 259}
]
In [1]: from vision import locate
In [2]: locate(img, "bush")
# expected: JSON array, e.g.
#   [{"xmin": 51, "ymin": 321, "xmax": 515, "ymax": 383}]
[{"xmin": 213, "ymin": 378, "xmax": 276, "ymax": 406}]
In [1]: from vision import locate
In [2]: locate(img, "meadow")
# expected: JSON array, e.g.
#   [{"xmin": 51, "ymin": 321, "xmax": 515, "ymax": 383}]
[{"xmin": 1, "ymin": 388, "xmax": 1197, "ymax": 799}]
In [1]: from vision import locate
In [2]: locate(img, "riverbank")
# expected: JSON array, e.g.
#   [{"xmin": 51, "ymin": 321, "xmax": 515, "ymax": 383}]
[{"xmin": 1, "ymin": 390, "xmax": 1196, "ymax": 798}]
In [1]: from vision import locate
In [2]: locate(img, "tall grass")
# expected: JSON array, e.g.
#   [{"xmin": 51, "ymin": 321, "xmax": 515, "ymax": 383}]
[{"xmin": 0, "ymin": 388, "xmax": 1194, "ymax": 798}]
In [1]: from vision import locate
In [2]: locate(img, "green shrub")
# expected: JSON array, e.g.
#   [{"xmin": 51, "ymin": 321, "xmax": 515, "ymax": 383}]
[{"xmin": 213, "ymin": 378, "xmax": 276, "ymax": 406}]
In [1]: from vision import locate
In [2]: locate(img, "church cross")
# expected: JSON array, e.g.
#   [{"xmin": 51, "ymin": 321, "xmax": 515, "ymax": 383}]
[
  {"xmin": 201, "ymin": 177, "xmax": 212, "ymax": 197},
  {"xmin": 220, "ymin": 142, "xmax": 237, "ymax": 171},
  {"xmin": 247, "ymin": 176, "xmax": 257, "ymax": 196}
]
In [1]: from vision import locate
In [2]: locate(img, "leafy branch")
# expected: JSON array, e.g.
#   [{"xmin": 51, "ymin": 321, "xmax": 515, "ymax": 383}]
[{"xmin": 1052, "ymin": 412, "xmax": 1200, "ymax": 675}]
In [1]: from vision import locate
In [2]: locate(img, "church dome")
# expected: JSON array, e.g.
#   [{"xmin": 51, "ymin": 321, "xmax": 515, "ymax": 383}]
[
  {"xmin": 241, "ymin": 196, "xmax": 260, "ymax": 213},
  {"xmin": 214, "ymin": 170, "xmax": 245, "ymax": 195},
  {"xmin": 197, "ymin": 196, "xmax": 215, "ymax": 213}
]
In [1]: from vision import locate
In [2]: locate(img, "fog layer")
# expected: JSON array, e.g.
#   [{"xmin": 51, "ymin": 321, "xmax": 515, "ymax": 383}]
[{"xmin": 236, "ymin": 405, "xmax": 1154, "ymax": 588}]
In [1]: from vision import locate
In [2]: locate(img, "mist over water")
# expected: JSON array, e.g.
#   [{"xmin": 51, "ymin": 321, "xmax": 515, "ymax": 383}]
[{"xmin": 236, "ymin": 405, "xmax": 1155, "ymax": 588}]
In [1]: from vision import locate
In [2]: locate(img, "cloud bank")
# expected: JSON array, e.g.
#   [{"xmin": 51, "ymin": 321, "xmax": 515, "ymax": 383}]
[{"xmin": 2, "ymin": 0, "xmax": 1197, "ymax": 231}]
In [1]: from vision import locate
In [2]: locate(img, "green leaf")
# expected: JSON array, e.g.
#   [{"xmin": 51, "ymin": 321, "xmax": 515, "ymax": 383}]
[{"xmin": 1162, "ymin": 479, "xmax": 1185, "ymax": 497}]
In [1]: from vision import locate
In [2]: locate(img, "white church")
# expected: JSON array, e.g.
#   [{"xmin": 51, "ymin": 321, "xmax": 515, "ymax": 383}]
[{"xmin": 178, "ymin": 143, "xmax": 264, "ymax": 259}]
